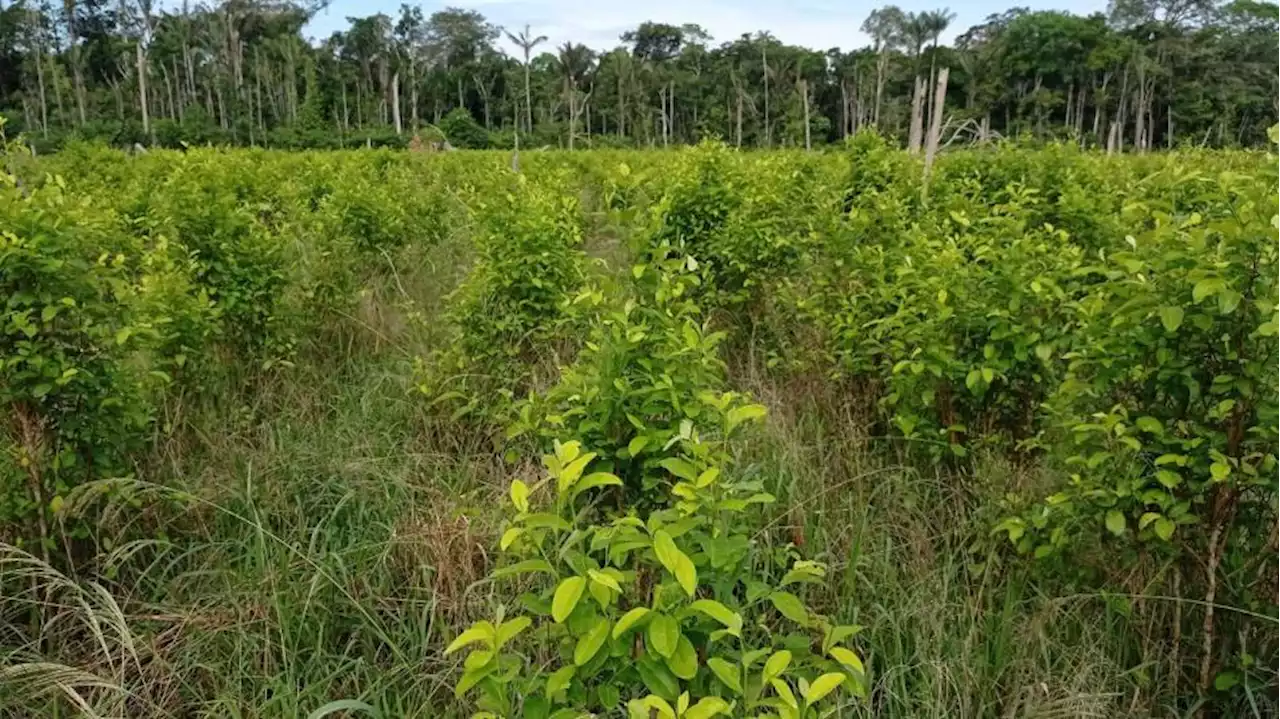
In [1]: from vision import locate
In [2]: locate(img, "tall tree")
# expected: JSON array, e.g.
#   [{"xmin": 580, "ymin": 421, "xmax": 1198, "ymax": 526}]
[
  {"xmin": 557, "ymin": 41, "xmax": 594, "ymax": 148},
  {"xmin": 862, "ymin": 6, "xmax": 904, "ymax": 128},
  {"xmin": 0, "ymin": 0, "xmax": 1272, "ymax": 150},
  {"xmin": 505, "ymin": 23, "xmax": 546, "ymax": 134}
]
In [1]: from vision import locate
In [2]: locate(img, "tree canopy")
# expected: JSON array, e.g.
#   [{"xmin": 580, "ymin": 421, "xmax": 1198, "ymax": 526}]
[{"xmin": 0, "ymin": 1, "xmax": 1274, "ymax": 150}]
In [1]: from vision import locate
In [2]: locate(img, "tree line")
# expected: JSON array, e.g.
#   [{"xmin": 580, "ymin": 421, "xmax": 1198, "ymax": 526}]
[{"xmin": 0, "ymin": 0, "xmax": 1275, "ymax": 152}]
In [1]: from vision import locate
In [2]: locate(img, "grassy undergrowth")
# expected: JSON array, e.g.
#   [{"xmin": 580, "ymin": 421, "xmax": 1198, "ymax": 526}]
[{"xmin": 2, "ymin": 232, "xmax": 1225, "ymax": 719}]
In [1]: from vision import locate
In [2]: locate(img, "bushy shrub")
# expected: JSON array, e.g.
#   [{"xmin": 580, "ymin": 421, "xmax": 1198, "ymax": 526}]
[
  {"xmin": 0, "ymin": 170, "xmax": 202, "ymax": 544},
  {"xmin": 451, "ymin": 259, "xmax": 868, "ymax": 719},
  {"xmin": 441, "ymin": 108, "xmax": 489, "ymax": 149}
]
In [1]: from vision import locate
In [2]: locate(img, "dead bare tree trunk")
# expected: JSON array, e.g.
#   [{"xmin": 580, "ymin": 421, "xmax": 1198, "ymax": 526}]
[
  {"xmin": 762, "ymin": 45, "xmax": 770, "ymax": 147},
  {"xmin": 907, "ymin": 75, "xmax": 926, "ymax": 153},
  {"xmin": 409, "ymin": 58, "xmax": 418, "ymax": 130},
  {"xmin": 136, "ymin": 42, "xmax": 150, "ymax": 140},
  {"xmin": 921, "ymin": 67, "xmax": 950, "ymax": 199},
  {"xmin": 801, "ymin": 78, "xmax": 811, "ymax": 151},
  {"xmin": 391, "ymin": 71, "xmax": 401, "ymax": 134},
  {"xmin": 65, "ymin": 0, "xmax": 87, "ymax": 125},
  {"xmin": 873, "ymin": 48, "xmax": 888, "ymax": 127},
  {"xmin": 33, "ymin": 44, "xmax": 49, "ymax": 137},
  {"xmin": 734, "ymin": 81, "xmax": 743, "ymax": 148},
  {"xmin": 172, "ymin": 58, "xmax": 184, "ymax": 121}
]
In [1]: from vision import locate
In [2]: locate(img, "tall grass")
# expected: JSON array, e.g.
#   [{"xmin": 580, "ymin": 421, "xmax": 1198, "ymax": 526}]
[{"xmin": 730, "ymin": 369, "xmax": 1152, "ymax": 718}]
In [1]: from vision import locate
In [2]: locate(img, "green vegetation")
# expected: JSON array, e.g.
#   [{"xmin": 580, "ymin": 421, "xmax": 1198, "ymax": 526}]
[{"xmin": 1, "ymin": 135, "xmax": 1276, "ymax": 718}]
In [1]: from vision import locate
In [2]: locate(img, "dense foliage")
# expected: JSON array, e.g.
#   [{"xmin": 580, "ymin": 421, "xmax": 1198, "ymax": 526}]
[
  {"xmin": 1, "ymin": 137, "xmax": 1275, "ymax": 716},
  {"xmin": 0, "ymin": 1, "xmax": 1275, "ymax": 152}
]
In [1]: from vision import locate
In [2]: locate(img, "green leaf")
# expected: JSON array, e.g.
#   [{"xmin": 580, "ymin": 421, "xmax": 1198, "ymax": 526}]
[
  {"xmin": 629, "ymin": 696, "xmax": 675, "ymax": 719},
  {"xmin": 557, "ymin": 452, "xmax": 597, "ymax": 496},
  {"xmin": 493, "ymin": 559, "xmax": 555, "ymax": 578},
  {"xmin": 1210, "ymin": 461, "xmax": 1230, "ymax": 481},
  {"xmin": 588, "ymin": 569, "xmax": 622, "ymax": 593},
  {"xmin": 499, "ymin": 528, "xmax": 523, "ymax": 551},
  {"xmin": 612, "ymin": 607, "xmax": 651, "ymax": 639},
  {"xmin": 454, "ymin": 662, "xmax": 496, "ymax": 698},
  {"xmin": 762, "ymin": 650, "xmax": 792, "ymax": 684},
  {"xmin": 519, "ymin": 514, "xmax": 572, "ymax": 531},
  {"xmin": 524, "ymin": 698, "xmax": 550, "ymax": 719},
  {"xmin": 683, "ymin": 697, "xmax": 732, "ymax": 719},
  {"xmin": 1154, "ymin": 517, "xmax": 1176, "ymax": 541},
  {"xmin": 695, "ymin": 467, "xmax": 720, "ymax": 488},
  {"xmin": 1159, "ymin": 306, "xmax": 1184, "ymax": 333},
  {"xmin": 770, "ymin": 678, "xmax": 798, "ymax": 709},
  {"xmin": 627, "ymin": 435, "xmax": 650, "ymax": 456},
  {"xmin": 803, "ymin": 670, "xmax": 844, "ymax": 701},
  {"xmin": 653, "ymin": 530, "xmax": 697, "ymax": 596},
  {"xmin": 1155, "ymin": 470, "xmax": 1182, "ymax": 489},
  {"xmin": 495, "ymin": 616, "xmax": 531, "ymax": 648},
  {"xmin": 444, "ymin": 621, "xmax": 494, "ymax": 655},
  {"xmin": 1217, "ymin": 289, "xmax": 1242, "ymax": 314},
  {"xmin": 464, "ymin": 650, "xmax": 493, "ymax": 671},
  {"xmin": 552, "ymin": 576, "xmax": 587, "ymax": 623},
  {"xmin": 965, "ymin": 368, "xmax": 982, "ymax": 393},
  {"xmin": 1192, "ymin": 278, "xmax": 1222, "ymax": 304},
  {"xmin": 1214, "ymin": 670, "xmax": 1241, "ymax": 692},
  {"xmin": 510, "ymin": 480, "xmax": 530, "ymax": 513},
  {"xmin": 672, "ymin": 554, "xmax": 697, "ymax": 596},
  {"xmin": 545, "ymin": 665, "xmax": 575, "ymax": 698},
  {"xmin": 726, "ymin": 403, "xmax": 767, "ymax": 433},
  {"xmin": 768, "ymin": 591, "xmax": 811, "ymax": 626},
  {"xmin": 688, "ymin": 599, "xmax": 743, "ymax": 636},
  {"xmin": 824, "ymin": 624, "xmax": 863, "ymax": 652},
  {"xmin": 665, "ymin": 634, "xmax": 698, "ymax": 679},
  {"xmin": 828, "ymin": 646, "xmax": 865, "ymax": 675},
  {"xmin": 636, "ymin": 659, "xmax": 681, "ymax": 701},
  {"xmin": 648, "ymin": 613, "xmax": 680, "ymax": 658},
  {"xmin": 804, "ymin": 673, "xmax": 846, "ymax": 704},
  {"xmin": 574, "ymin": 618, "xmax": 611, "ymax": 666},
  {"xmin": 707, "ymin": 657, "xmax": 743, "ymax": 695},
  {"xmin": 1105, "ymin": 510, "xmax": 1126, "ymax": 537},
  {"xmin": 573, "ymin": 472, "xmax": 622, "ymax": 500},
  {"xmin": 657, "ymin": 458, "xmax": 699, "ymax": 482},
  {"xmin": 598, "ymin": 684, "xmax": 621, "ymax": 710},
  {"xmin": 1135, "ymin": 416, "xmax": 1163, "ymax": 434}
]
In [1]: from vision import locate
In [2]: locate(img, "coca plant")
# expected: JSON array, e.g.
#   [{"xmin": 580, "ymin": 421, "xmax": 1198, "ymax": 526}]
[
  {"xmin": 449, "ymin": 262, "xmax": 868, "ymax": 718},
  {"xmin": 998, "ymin": 145, "xmax": 1279, "ymax": 700}
]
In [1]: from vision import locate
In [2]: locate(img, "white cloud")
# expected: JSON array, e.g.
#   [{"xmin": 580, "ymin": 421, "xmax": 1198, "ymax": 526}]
[
  {"xmin": 306, "ymin": 0, "xmax": 1110, "ymax": 53},
  {"xmin": 465, "ymin": 0, "xmax": 875, "ymax": 53}
]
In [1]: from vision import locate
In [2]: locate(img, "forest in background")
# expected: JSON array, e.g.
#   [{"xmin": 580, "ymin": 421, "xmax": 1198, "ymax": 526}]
[{"xmin": 0, "ymin": 0, "xmax": 1276, "ymax": 152}]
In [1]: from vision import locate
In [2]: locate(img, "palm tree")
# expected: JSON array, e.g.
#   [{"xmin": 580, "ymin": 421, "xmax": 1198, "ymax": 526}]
[
  {"xmin": 861, "ymin": 6, "xmax": 905, "ymax": 127},
  {"xmin": 921, "ymin": 9, "xmax": 956, "ymax": 144},
  {"xmin": 754, "ymin": 31, "xmax": 777, "ymax": 146},
  {"xmin": 923, "ymin": 8, "xmax": 956, "ymax": 59},
  {"xmin": 504, "ymin": 24, "xmax": 546, "ymax": 133},
  {"xmin": 903, "ymin": 12, "xmax": 933, "ymax": 152},
  {"xmin": 557, "ymin": 42, "xmax": 595, "ymax": 148}
]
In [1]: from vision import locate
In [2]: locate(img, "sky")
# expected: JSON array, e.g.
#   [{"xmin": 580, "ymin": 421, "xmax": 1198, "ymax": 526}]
[{"xmin": 304, "ymin": 0, "xmax": 1112, "ymax": 54}]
